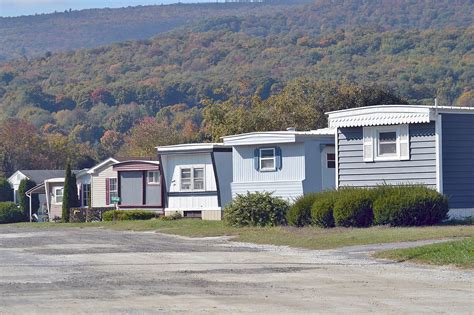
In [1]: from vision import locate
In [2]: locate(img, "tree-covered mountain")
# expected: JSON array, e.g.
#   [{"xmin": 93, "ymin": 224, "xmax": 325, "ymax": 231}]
[
  {"xmin": 0, "ymin": 1, "xmax": 311, "ymax": 61},
  {"xmin": 1, "ymin": 0, "xmax": 471, "ymax": 61},
  {"xmin": 0, "ymin": 0, "xmax": 472, "ymax": 175}
]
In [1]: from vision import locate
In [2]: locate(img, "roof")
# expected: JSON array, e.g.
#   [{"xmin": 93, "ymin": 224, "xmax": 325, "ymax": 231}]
[
  {"xmin": 157, "ymin": 143, "xmax": 231, "ymax": 154},
  {"xmin": 9, "ymin": 170, "xmax": 65, "ymax": 185},
  {"xmin": 87, "ymin": 157, "xmax": 119, "ymax": 174},
  {"xmin": 326, "ymin": 105, "xmax": 474, "ymax": 128},
  {"xmin": 112, "ymin": 160, "xmax": 160, "ymax": 172},
  {"xmin": 222, "ymin": 128, "xmax": 335, "ymax": 146}
]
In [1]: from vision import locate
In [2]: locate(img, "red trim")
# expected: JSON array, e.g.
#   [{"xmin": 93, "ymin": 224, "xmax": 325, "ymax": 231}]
[{"xmin": 105, "ymin": 178, "xmax": 110, "ymax": 205}]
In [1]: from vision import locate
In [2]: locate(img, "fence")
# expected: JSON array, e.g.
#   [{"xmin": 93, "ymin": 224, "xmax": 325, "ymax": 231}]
[{"xmin": 69, "ymin": 207, "xmax": 114, "ymax": 223}]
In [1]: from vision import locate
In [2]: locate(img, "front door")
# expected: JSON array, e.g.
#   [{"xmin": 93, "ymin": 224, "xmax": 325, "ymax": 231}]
[{"xmin": 321, "ymin": 146, "xmax": 336, "ymax": 190}]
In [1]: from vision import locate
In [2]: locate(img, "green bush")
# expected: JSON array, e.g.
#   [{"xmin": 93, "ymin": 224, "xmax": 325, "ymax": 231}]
[
  {"xmin": 287, "ymin": 193, "xmax": 318, "ymax": 227},
  {"xmin": 311, "ymin": 191, "xmax": 338, "ymax": 228},
  {"xmin": 0, "ymin": 202, "xmax": 24, "ymax": 224},
  {"xmin": 224, "ymin": 192, "xmax": 289, "ymax": 227},
  {"xmin": 373, "ymin": 185, "xmax": 449, "ymax": 226},
  {"xmin": 161, "ymin": 212, "xmax": 182, "ymax": 221},
  {"xmin": 102, "ymin": 210, "xmax": 157, "ymax": 221},
  {"xmin": 0, "ymin": 178, "xmax": 13, "ymax": 202},
  {"xmin": 333, "ymin": 188, "xmax": 374, "ymax": 227}
]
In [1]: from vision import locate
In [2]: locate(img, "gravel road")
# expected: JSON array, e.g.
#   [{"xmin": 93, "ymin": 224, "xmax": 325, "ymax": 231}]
[{"xmin": 0, "ymin": 226, "xmax": 472, "ymax": 314}]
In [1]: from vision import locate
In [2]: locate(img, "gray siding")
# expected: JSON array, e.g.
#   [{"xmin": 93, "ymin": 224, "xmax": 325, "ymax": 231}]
[
  {"xmin": 442, "ymin": 114, "xmax": 474, "ymax": 209},
  {"xmin": 146, "ymin": 182, "xmax": 162, "ymax": 206},
  {"xmin": 213, "ymin": 151, "xmax": 233, "ymax": 208},
  {"xmin": 120, "ymin": 172, "xmax": 142, "ymax": 205},
  {"xmin": 338, "ymin": 123, "xmax": 437, "ymax": 187}
]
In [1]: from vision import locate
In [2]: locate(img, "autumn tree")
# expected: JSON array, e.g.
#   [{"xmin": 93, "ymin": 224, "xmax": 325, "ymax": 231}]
[{"xmin": 120, "ymin": 117, "xmax": 181, "ymax": 157}]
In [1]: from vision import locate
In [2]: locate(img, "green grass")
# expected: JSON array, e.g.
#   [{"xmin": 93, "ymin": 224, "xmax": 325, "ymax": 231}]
[
  {"xmin": 375, "ymin": 237, "xmax": 474, "ymax": 269},
  {"xmin": 8, "ymin": 219, "xmax": 474, "ymax": 250}
]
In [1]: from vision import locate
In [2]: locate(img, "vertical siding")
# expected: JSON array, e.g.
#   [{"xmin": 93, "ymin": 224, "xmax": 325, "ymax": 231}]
[
  {"xmin": 213, "ymin": 151, "xmax": 233, "ymax": 208},
  {"xmin": 338, "ymin": 123, "xmax": 437, "ymax": 187},
  {"xmin": 442, "ymin": 114, "xmax": 474, "ymax": 210},
  {"xmin": 91, "ymin": 164, "xmax": 117, "ymax": 208},
  {"xmin": 201, "ymin": 210, "xmax": 222, "ymax": 221},
  {"xmin": 145, "ymin": 182, "xmax": 162, "ymax": 206},
  {"xmin": 120, "ymin": 172, "xmax": 142, "ymax": 205},
  {"xmin": 232, "ymin": 143, "xmax": 305, "ymax": 183}
]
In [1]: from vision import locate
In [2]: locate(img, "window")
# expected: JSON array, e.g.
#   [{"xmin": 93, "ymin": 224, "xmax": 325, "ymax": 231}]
[
  {"xmin": 378, "ymin": 131, "xmax": 397, "ymax": 157},
  {"xmin": 327, "ymin": 153, "xmax": 336, "ymax": 168},
  {"xmin": 54, "ymin": 188, "xmax": 63, "ymax": 204},
  {"xmin": 363, "ymin": 125, "xmax": 410, "ymax": 162},
  {"xmin": 82, "ymin": 184, "xmax": 90, "ymax": 207},
  {"xmin": 147, "ymin": 171, "xmax": 160, "ymax": 184},
  {"xmin": 108, "ymin": 178, "xmax": 118, "ymax": 204},
  {"xmin": 180, "ymin": 167, "xmax": 205, "ymax": 191},
  {"xmin": 259, "ymin": 148, "xmax": 276, "ymax": 171}
]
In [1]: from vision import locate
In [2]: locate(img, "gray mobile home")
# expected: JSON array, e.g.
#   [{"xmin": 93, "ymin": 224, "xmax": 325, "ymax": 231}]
[
  {"xmin": 327, "ymin": 105, "xmax": 474, "ymax": 219},
  {"xmin": 222, "ymin": 128, "xmax": 336, "ymax": 202}
]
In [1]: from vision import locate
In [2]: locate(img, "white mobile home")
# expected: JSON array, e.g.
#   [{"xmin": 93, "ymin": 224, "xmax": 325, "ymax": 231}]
[
  {"xmin": 157, "ymin": 143, "xmax": 232, "ymax": 220},
  {"xmin": 222, "ymin": 128, "xmax": 336, "ymax": 202},
  {"xmin": 327, "ymin": 104, "xmax": 474, "ymax": 219},
  {"xmin": 87, "ymin": 157, "xmax": 119, "ymax": 208}
]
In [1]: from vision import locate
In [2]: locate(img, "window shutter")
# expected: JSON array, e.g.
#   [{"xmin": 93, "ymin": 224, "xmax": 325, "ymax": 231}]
[
  {"xmin": 275, "ymin": 146, "xmax": 282, "ymax": 170},
  {"xmin": 254, "ymin": 148, "xmax": 260, "ymax": 171},
  {"xmin": 79, "ymin": 185, "xmax": 83, "ymax": 207},
  {"xmin": 399, "ymin": 125, "xmax": 410, "ymax": 160},
  {"xmin": 362, "ymin": 127, "xmax": 374, "ymax": 162},
  {"xmin": 105, "ymin": 178, "xmax": 110, "ymax": 205}
]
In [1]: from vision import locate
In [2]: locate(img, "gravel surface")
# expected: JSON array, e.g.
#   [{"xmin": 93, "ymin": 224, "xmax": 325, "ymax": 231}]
[{"xmin": 0, "ymin": 226, "xmax": 472, "ymax": 314}]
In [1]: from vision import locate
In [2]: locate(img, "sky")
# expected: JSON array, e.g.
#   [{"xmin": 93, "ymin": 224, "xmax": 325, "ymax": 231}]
[{"xmin": 0, "ymin": 0, "xmax": 213, "ymax": 17}]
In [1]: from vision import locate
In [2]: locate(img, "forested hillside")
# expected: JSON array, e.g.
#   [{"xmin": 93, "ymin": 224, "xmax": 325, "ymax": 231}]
[
  {"xmin": 0, "ymin": 1, "xmax": 310, "ymax": 61},
  {"xmin": 0, "ymin": 0, "xmax": 472, "ymax": 176}
]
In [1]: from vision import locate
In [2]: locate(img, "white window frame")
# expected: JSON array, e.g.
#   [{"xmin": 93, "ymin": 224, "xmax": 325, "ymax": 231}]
[
  {"xmin": 179, "ymin": 166, "xmax": 205, "ymax": 192},
  {"xmin": 82, "ymin": 184, "xmax": 90, "ymax": 207},
  {"xmin": 375, "ymin": 126, "xmax": 400, "ymax": 161},
  {"xmin": 108, "ymin": 178, "xmax": 118, "ymax": 204},
  {"xmin": 54, "ymin": 188, "xmax": 63, "ymax": 204},
  {"xmin": 259, "ymin": 148, "xmax": 276, "ymax": 171},
  {"xmin": 147, "ymin": 171, "xmax": 161, "ymax": 185}
]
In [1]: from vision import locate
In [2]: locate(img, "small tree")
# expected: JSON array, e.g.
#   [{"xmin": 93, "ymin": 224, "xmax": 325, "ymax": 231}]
[
  {"xmin": 0, "ymin": 178, "xmax": 13, "ymax": 202},
  {"xmin": 62, "ymin": 162, "xmax": 79, "ymax": 222},
  {"xmin": 18, "ymin": 179, "xmax": 38, "ymax": 220}
]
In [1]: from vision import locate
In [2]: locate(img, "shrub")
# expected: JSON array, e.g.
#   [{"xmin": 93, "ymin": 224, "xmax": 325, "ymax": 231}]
[
  {"xmin": 18, "ymin": 179, "xmax": 38, "ymax": 219},
  {"xmin": 287, "ymin": 193, "xmax": 318, "ymax": 227},
  {"xmin": 224, "ymin": 192, "xmax": 289, "ymax": 227},
  {"xmin": 0, "ymin": 202, "xmax": 23, "ymax": 224},
  {"xmin": 333, "ymin": 188, "xmax": 374, "ymax": 227},
  {"xmin": 161, "ymin": 212, "xmax": 182, "ymax": 221},
  {"xmin": 0, "ymin": 178, "xmax": 13, "ymax": 202},
  {"xmin": 373, "ymin": 185, "xmax": 449, "ymax": 226},
  {"xmin": 311, "ymin": 191, "xmax": 337, "ymax": 228},
  {"xmin": 103, "ymin": 210, "xmax": 157, "ymax": 221}
]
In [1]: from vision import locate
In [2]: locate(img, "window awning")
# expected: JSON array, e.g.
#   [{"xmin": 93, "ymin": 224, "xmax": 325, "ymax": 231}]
[{"xmin": 327, "ymin": 105, "xmax": 434, "ymax": 128}]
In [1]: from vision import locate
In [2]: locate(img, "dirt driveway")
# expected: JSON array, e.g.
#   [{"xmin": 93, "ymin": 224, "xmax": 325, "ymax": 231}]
[{"xmin": 0, "ymin": 226, "xmax": 472, "ymax": 314}]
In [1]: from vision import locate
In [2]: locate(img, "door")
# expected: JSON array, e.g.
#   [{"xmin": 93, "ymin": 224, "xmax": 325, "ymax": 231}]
[{"xmin": 321, "ymin": 146, "xmax": 336, "ymax": 190}]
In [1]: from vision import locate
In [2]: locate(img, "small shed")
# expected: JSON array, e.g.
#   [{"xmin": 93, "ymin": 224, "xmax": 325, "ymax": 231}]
[
  {"xmin": 327, "ymin": 104, "xmax": 474, "ymax": 219},
  {"xmin": 112, "ymin": 160, "xmax": 163, "ymax": 211}
]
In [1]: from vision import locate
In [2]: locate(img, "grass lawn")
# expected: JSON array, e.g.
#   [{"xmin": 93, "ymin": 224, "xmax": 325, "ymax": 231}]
[
  {"xmin": 375, "ymin": 237, "xmax": 474, "ymax": 269},
  {"xmin": 9, "ymin": 219, "xmax": 474, "ymax": 251}
]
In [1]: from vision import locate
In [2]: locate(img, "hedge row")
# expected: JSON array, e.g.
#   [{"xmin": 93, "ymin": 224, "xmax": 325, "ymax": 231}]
[
  {"xmin": 288, "ymin": 186, "xmax": 449, "ymax": 228},
  {"xmin": 0, "ymin": 202, "xmax": 24, "ymax": 224},
  {"xmin": 103, "ymin": 210, "xmax": 158, "ymax": 221}
]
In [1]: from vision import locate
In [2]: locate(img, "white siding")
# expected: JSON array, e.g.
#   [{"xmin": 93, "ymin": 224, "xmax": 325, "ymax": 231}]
[
  {"xmin": 161, "ymin": 153, "xmax": 220, "ymax": 212},
  {"xmin": 231, "ymin": 181, "xmax": 304, "ymax": 203},
  {"xmin": 232, "ymin": 143, "xmax": 305, "ymax": 183},
  {"xmin": 91, "ymin": 164, "xmax": 117, "ymax": 208}
]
